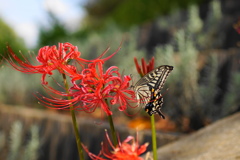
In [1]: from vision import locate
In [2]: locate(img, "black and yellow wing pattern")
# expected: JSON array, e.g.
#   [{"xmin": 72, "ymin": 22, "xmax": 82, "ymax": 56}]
[{"xmin": 134, "ymin": 65, "xmax": 173, "ymax": 118}]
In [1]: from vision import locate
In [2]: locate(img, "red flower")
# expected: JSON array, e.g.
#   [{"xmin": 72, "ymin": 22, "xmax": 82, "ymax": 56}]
[
  {"xmin": 134, "ymin": 57, "xmax": 155, "ymax": 77},
  {"xmin": 68, "ymin": 60, "xmax": 136, "ymax": 115},
  {"xmin": 37, "ymin": 49, "xmax": 136, "ymax": 116},
  {"xmin": 110, "ymin": 75, "xmax": 137, "ymax": 112},
  {"xmin": 5, "ymin": 43, "xmax": 87, "ymax": 84},
  {"xmin": 83, "ymin": 131, "xmax": 149, "ymax": 160},
  {"xmin": 7, "ymin": 42, "xmax": 135, "ymax": 115}
]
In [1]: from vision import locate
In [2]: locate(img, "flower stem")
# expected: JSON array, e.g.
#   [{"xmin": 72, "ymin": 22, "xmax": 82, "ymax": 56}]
[
  {"xmin": 105, "ymin": 99, "xmax": 118, "ymax": 146},
  {"xmin": 62, "ymin": 73, "xmax": 84, "ymax": 160},
  {"xmin": 70, "ymin": 107, "xmax": 84, "ymax": 160},
  {"xmin": 107, "ymin": 114, "xmax": 118, "ymax": 147},
  {"xmin": 150, "ymin": 115, "xmax": 158, "ymax": 160}
]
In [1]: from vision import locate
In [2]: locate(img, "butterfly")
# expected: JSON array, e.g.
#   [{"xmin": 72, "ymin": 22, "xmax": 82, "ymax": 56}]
[{"xmin": 134, "ymin": 65, "xmax": 173, "ymax": 119}]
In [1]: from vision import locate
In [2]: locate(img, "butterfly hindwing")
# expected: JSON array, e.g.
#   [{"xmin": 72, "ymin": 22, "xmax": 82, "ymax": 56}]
[
  {"xmin": 145, "ymin": 90, "xmax": 165, "ymax": 118},
  {"xmin": 134, "ymin": 65, "xmax": 173, "ymax": 118}
]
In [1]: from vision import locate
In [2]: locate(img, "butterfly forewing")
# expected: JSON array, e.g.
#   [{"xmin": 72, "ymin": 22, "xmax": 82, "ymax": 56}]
[{"xmin": 134, "ymin": 65, "xmax": 173, "ymax": 117}]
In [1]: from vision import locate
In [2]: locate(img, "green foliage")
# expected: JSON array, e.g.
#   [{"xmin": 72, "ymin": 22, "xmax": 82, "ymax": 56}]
[
  {"xmin": 193, "ymin": 0, "xmax": 223, "ymax": 49},
  {"xmin": 0, "ymin": 131, "xmax": 5, "ymax": 152},
  {"xmin": 22, "ymin": 125, "xmax": 40, "ymax": 160},
  {"xmin": 0, "ymin": 65, "xmax": 43, "ymax": 106},
  {"xmin": 0, "ymin": 18, "xmax": 27, "ymax": 58},
  {"xmin": 37, "ymin": 12, "xmax": 69, "ymax": 48},
  {"xmin": 155, "ymin": 29, "xmax": 201, "ymax": 128},
  {"xmin": 199, "ymin": 55, "xmax": 219, "ymax": 118},
  {"xmin": 188, "ymin": 5, "xmax": 203, "ymax": 33},
  {"xmin": 8, "ymin": 121, "xmax": 22, "ymax": 160},
  {"xmin": 83, "ymin": 0, "xmax": 208, "ymax": 29},
  {"xmin": 222, "ymin": 73, "xmax": 240, "ymax": 116},
  {"xmin": 1, "ymin": 121, "xmax": 40, "ymax": 160},
  {"xmin": 153, "ymin": 1, "xmax": 229, "ymax": 130}
]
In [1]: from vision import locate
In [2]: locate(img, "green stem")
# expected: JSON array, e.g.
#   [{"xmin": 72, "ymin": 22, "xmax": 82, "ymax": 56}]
[
  {"xmin": 62, "ymin": 73, "xmax": 84, "ymax": 160},
  {"xmin": 107, "ymin": 114, "xmax": 118, "ymax": 146},
  {"xmin": 150, "ymin": 115, "xmax": 158, "ymax": 160},
  {"xmin": 105, "ymin": 99, "xmax": 118, "ymax": 146}
]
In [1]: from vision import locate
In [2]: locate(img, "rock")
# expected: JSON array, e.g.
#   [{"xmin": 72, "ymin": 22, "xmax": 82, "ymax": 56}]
[{"xmin": 151, "ymin": 112, "xmax": 240, "ymax": 160}]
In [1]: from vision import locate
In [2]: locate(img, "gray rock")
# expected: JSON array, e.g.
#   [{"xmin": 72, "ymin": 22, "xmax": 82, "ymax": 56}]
[{"xmin": 149, "ymin": 112, "xmax": 240, "ymax": 160}]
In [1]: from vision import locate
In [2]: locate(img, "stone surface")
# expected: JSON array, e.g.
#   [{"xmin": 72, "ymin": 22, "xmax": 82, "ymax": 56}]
[{"xmin": 153, "ymin": 112, "xmax": 240, "ymax": 160}]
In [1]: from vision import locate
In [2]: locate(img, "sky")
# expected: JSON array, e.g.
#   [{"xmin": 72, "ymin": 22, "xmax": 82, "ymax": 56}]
[{"xmin": 0, "ymin": 0, "xmax": 85, "ymax": 48}]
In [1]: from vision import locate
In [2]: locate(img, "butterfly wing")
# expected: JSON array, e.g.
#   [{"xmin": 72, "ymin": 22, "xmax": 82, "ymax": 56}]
[
  {"xmin": 145, "ymin": 91, "xmax": 165, "ymax": 118},
  {"xmin": 134, "ymin": 65, "xmax": 173, "ymax": 117}
]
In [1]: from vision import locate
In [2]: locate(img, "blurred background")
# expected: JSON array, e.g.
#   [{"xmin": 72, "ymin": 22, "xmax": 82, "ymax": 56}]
[{"xmin": 0, "ymin": 0, "xmax": 240, "ymax": 159}]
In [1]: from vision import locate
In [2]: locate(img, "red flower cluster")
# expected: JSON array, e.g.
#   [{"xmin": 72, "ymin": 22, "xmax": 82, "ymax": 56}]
[
  {"xmin": 83, "ymin": 131, "xmax": 149, "ymax": 160},
  {"xmin": 63, "ymin": 60, "xmax": 136, "ymax": 115},
  {"xmin": 6, "ymin": 42, "xmax": 136, "ymax": 115}
]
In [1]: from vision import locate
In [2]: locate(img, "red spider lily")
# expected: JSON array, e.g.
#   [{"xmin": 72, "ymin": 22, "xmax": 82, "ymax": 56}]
[
  {"xmin": 109, "ymin": 75, "xmax": 137, "ymax": 111},
  {"xmin": 37, "ymin": 59, "xmax": 136, "ymax": 116},
  {"xmin": 83, "ymin": 131, "xmax": 149, "ymax": 160},
  {"xmin": 134, "ymin": 57, "xmax": 155, "ymax": 77},
  {"xmin": 5, "ymin": 43, "xmax": 87, "ymax": 84},
  {"xmin": 69, "ymin": 60, "xmax": 136, "ymax": 115}
]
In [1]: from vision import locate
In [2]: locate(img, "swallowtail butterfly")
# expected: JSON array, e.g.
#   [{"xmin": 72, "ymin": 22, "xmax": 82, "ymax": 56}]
[{"xmin": 134, "ymin": 65, "xmax": 173, "ymax": 118}]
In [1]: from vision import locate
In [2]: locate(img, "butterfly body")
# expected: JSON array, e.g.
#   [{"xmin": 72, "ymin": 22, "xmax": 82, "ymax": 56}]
[{"xmin": 134, "ymin": 65, "xmax": 173, "ymax": 118}]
